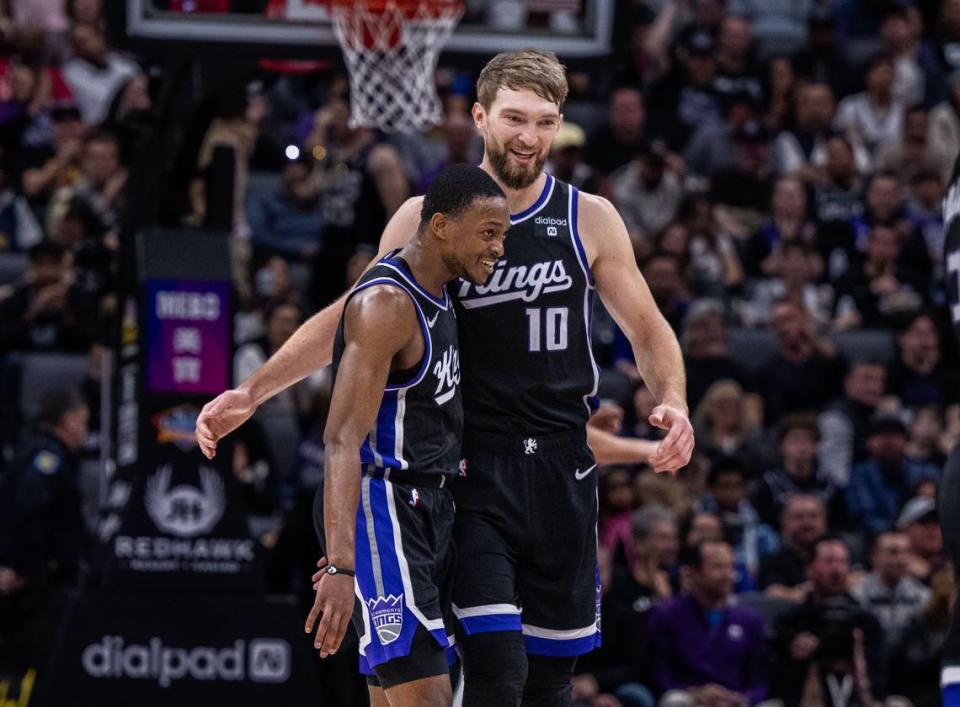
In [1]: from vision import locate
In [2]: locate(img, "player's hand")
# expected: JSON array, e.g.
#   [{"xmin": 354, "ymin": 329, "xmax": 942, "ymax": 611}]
[
  {"xmin": 305, "ymin": 570, "xmax": 354, "ymax": 658},
  {"xmin": 647, "ymin": 403, "xmax": 694, "ymax": 474},
  {"xmin": 195, "ymin": 388, "xmax": 256, "ymax": 459}
]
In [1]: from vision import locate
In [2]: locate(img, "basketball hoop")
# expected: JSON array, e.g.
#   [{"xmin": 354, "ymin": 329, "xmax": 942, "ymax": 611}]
[{"xmin": 324, "ymin": 0, "xmax": 464, "ymax": 133}]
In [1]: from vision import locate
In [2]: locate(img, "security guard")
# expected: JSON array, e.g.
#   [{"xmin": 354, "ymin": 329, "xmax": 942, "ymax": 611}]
[{"xmin": 0, "ymin": 388, "xmax": 88, "ymax": 646}]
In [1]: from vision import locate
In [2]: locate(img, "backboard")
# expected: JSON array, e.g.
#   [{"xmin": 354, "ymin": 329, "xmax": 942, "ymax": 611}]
[{"xmin": 116, "ymin": 0, "xmax": 614, "ymax": 60}]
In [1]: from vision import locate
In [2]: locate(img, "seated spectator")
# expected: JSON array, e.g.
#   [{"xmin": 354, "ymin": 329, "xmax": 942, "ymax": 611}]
[
  {"xmin": 751, "ymin": 413, "xmax": 845, "ymax": 530},
  {"xmin": 612, "ymin": 504, "xmax": 677, "ymax": 604},
  {"xmin": 833, "ymin": 223, "xmax": 926, "ymax": 330},
  {"xmin": 61, "ymin": 23, "xmax": 138, "ymax": 125},
  {"xmin": 585, "ymin": 86, "xmax": 646, "ymax": 177},
  {"xmin": 544, "ymin": 121, "xmax": 595, "ymax": 191},
  {"xmin": 681, "ymin": 511, "xmax": 755, "ymax": 593},
  {"xmin": 875, "ymin": 105, "xmax": 952, "ymax": 187},
  {"xmin": 897, "ymin": 495, "xmax": 946, "ymax": 587},
  {"xmin": 0, "ymin": 149, "xmax": 41, "ymax": 252},
  {"xmin": 709, "ymin": 119, "xmax": 773, "ymax": 239},
  {"xmin": 761, "ymin": 54, "xmax": 796, "ymax": 136},
  {"xmin": 836, "ymin": 53, "xmax": 905, "ymax": 161},
  {"xmin": 905, "ymin": 168, "xmax": 945, "ymax": 272},
  {"xmin": 691, "ymin": 380, "xmax": 764, "ymax": 466},
  {"xmin": 610, "ymin": 139, "xmax": 686, "ymax": 255},
  {"xmin": 680, "ymin": 298, "xmax": 757, "ymax": 414},
  {"xmin": 713, "ymin": 15, "xmax": 762, "ymax": 105},
  {"xmin": 648, "ymin": 540, "xmax": 768, "ymax": 706},
  {"xmin": 104, "ymin": 72, "xmax": 157, "ymax": 164},
  {"xmin": 574, "ymin": 548, "xmax": 656, "ymax": 707},
  {"xmin": 846, "ymin": 413, "xmax": 940, "ymax": 539},
  {"xmin": 0, "ymin": 388, "xmax": 89, "ymax": 658},
  {"xmin": 412, "ymin": 110, "xmax": 481, "ymax": 195},
  {"xmin": 818, "ymin": 360, "xmax": 887, "ymax": 489},
  {"xmin": 247, "ymin": 153, "xmax": 323, "ymax": 259},
  {"xmin": 640, "ymin": 253, "xmax": 690, "ymax": 333},
  {"xmin": 851, "ymin": 530, "xmax": 931, "ymax": 656},
  {"xmin": 0, "ymin": 240, "xmax": 98, "ymax": 353},
  {"xmin": 887, "ymin": 310, "xmax": 960, "ymax": 410},
  {"xmin": 741, "ymin": 175, "xmax": 818, "ymax": 280},
  {"xmin": 758, "ymin": 494, "xmax": 827, "ymax": 602},
  {"xmin": 683, "ymin": 89, "xmax": 759, "ymax": 180},
  {"xmin": 792, "ymin": 8, "xmax": 855, "ymax": 101},
  {"xmin": 774, "ymin": 82, "xmax": 840, "ymax": 179},
  {"xmin": 599, "ymin": 465, "xmax": 639, "ymax": 572},
  {"xmin": 755, "ymin": 299, "xmax": 845, "ymax": 424},
  {"xmin": 47, "ymin": 129, "xmax": 126, "ymax": 241},
  {"xmin": 696, "ymin": 457, "xmax": 778, "ymax": 581},
  {"xmin": 19, "ymin": 103, "xmax": 84, "ymax": 211},
  {"xmin": 905, "ymin": 405, "xmax": 950, "ymax": 468},
  {"xmin": 771, "ymin": 536, "xmax": 886, "ymax": 706},
  {"xmin": 812, "ymin": 135, "xmax": 864, "ymax": 238}
]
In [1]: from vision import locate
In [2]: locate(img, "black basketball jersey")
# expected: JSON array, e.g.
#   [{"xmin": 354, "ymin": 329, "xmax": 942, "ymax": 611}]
[
  {"xmin": 452, "ymin": 175, "xmax": 599, "ymax": 434},
  {"xmin": 945, "ymin": 155, "xmax": 960, "ymax": 350},
  {"xmin": 331, "ymin": 252, "xmax": 462, "ymax": 476}
]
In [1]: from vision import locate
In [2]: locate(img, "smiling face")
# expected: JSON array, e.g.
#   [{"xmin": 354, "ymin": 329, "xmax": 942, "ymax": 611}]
[
  {"xmin": 474, "ymin": 88, "xmax": 561, "ymax": 190},
  {"xmin": 436, "ymin": 195, "xmax": 510, "ymax": 285}
]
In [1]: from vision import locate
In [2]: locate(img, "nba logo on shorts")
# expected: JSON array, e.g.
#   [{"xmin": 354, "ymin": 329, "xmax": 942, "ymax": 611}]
[{"xmin": 368, "ymin": 595, "xmax": 404, "ymax": 644}]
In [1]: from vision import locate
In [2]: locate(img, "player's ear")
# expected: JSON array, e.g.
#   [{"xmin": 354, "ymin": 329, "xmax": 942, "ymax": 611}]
[
  {"xmin": 430, "ymin": 212, "xmax": 449, "ymax": 241},
  {"xmin": 471, "ymin": 102, "xmax": 486, "ymax": 130}
]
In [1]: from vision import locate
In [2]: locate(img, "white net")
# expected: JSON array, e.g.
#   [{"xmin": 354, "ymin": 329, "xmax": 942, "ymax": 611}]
[{"xmin": 328, "ymin": 1, "xmax": 464, "ymax": 133}]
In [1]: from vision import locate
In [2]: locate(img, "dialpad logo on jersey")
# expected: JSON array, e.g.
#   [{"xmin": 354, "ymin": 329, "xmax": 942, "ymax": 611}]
[
  {"xmin": 146, "ymin": 466, "xmax": 225, "ymax": 538},
  {"xmin": 433, "ymin": 345, "xmax": 460, "ymax": 405},
  {"xmin": 457, "ymin": 259, "xmax": 573, "ymax": 309},
  {"xmin": 81, "ymin": 636, "xmax": 291, "ymax": 687},
  {"xmin": 367, "ymin": 595, "xmax": 404, "ymax": 645},
  {"xmin": 534, "ymin": 216, "xmax": 567, "ymax": 238}
]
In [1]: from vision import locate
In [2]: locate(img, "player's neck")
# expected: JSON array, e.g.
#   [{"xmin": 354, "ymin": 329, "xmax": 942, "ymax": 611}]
[
  {"xmin": 479, "ymin": 161, "xmax": 548, "ymax": 216},
  {"xmin": 397, "ymin": 242, "xmax": 448, "ymax": 299}
]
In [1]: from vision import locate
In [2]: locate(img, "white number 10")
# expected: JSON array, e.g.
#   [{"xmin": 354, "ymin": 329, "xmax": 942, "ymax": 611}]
[{"xmin": 525, "ymin": 307, "xmax": 569, "ymax": 352}]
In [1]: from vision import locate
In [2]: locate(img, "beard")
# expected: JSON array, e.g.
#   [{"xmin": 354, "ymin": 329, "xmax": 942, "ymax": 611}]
[{"xmin": 486, "ymin": 136, "xmax": 546, "ymax": 190}]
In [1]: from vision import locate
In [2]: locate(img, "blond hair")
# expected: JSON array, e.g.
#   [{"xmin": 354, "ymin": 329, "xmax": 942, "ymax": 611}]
[{"xmin": 476, "ymin": 49, "xmax": 568, "ymax": 110}]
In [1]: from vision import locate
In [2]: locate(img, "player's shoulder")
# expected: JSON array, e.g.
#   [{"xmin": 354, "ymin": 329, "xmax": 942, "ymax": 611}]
[
  {"xmin": 347, "ymin": 280, "xmax": 416, "ymax": 321},
  {"xmin": 345, "ymin": 283, "xmax": 418, "ymax": 348},
  {"xmin": 575, "ymin": 190, "xmax": 621, "ymax": 227}
]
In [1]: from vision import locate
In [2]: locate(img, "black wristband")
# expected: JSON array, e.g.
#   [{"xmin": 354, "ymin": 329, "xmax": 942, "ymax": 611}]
[{"xmin": 325, "ymin": 564, "xmax": 355, "ymax": 578}]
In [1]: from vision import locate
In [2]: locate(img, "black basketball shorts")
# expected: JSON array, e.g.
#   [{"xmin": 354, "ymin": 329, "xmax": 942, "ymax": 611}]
[
  {"xmin": 313, "ymin": 469, "xmax": 457, "ymax": 688},
  {"xmin": 451, "ymin": 429, "xmax": 601, "ymax": 657}
]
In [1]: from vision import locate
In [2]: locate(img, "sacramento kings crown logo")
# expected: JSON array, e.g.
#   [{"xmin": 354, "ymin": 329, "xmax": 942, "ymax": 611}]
[{"xmin": 367, "ymin": 595, "xmax": 404, "ymax": 645}]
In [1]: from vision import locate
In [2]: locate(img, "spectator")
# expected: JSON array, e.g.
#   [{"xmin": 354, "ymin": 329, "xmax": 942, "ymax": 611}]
[
  {"xmin": 545, "ymin": 121, "xmax": 595, "ymax": 190},
  {"xmin": 773, "ymin": 82, "xmax": 840, "ymax": 178},
  {"xmin": 818, "ymin": 360, "xmax": 887, "ymax": 489},
  {"xmin": 755, "ymin": 299, "xmax": 844, "ymax": 424},
  {"xmin": 813, "ymin": 135, "xmax": 864, "ymax": 239},
  {"xmin": 761, "ymin": 54, "xmax": 796, "ymax": 135},
  {"xmin": 851, "ymin": 530, "xmax": 931, "ymax": 655},
  {"xmin": 47, "ymin": 129, "xmax": 126, "ymax": 242},
  {"xmin": 751, "ymin": 413, "xmax": 845, "ymax": 530},
  {"xmin": 905, "ymin": 168, "xmax": 945, "ymax": 271},
  {"xmin": 640, "ymin": 252, "xmax": 691, "ymax": 333},
  {"xmin": 680, "ymin": 298, "xmax": 756, "ymax": 413},
  {"xmin": 771, "ymin": 536, "xmax": 886, "ymax": 707},
  {"xmin": 713, "ymin": 15, "xmax": 762, "ymax": 105},
  {"xmin": 684, "ymin": 89, "xmax": 759, "ymax": 180},
  {"xmin": 615, "ymin": 504, "xmax": 678, "ymax": 600},
  {"xmin": 897, "ymin": 496, "xmax": 945, "ymax": 587},
  {"xmin": 0, "ymin": 148, "xmax": 41, "ymax": 252},
  {"xmin": 691, "ymin": 380, "xmax": 763, "ymax": 465},
  {"xmin": 876, "ymin": 106, "xmax": 952, "ymax": 189},
  {"xmin": 413, "ymin": 110, "xmax": 481, "ymax": 194},
  {"xmin": 905, "ymin": 405, "xmax": 950, "ymax": 468},
  {"xmin": 574, "ymin": 548, "xmax": 655, "ymax": 707},
  {"xmin": 0, "ymin": 388, "xmax": 89, "ymax": 656},
  {"xmin": 887, "ymin": 311, "xmax": 960, "ymax": 410},
  {"xmin": 61, "ymin": 23, "xmax": 138, "ymax": 125},
  {"xmin": 610, "ymin": 139, "xmax": 686, "ymax": 255},
  {"xmin": 835, "ymin": 53, "xmax": 905, "ymax": 161},
  {"xmin": 19, "ymin": 103, "xmax": 84, "ymax": 211},
  {"xmin": 792, "ymin": 9, "xmax": 855, "ymax": 99},
  {"xmin": 741, "ymin": 175, "xmax": 818, "ymax": 279},
  {"xmin": 758, "ymin": 494, "xmax": 826, "ymax": 601},
  {"xmin": 247, "ymin": 153, "xmax": 323, "ymax": 260},
  {"xmin": 0, "ymin": 240, "xmax": 98, "ymax": 353},
  {"xmin": 599, "ymin": 465, "xmax": 639, "ymax": 572},
  {"xmin": 649, "ymin": 540, "xmax": 768, "ymax": 706},
  {"xmin": 681, "ymin": 511, "xmax": 756, "ymax": 594},
  {"xmin": 696, "ymin": 457, "xmax": 779, "ymax": 581},
  {"xmin": 846, "ymin": 413, "xmax": 940, "ymax": 538},
  {"xmin": 304, "ymin": 97, "xmax": 409, "ymax": 307},
  {"xmin": 104, "ymin": 72, "xmax": 156, "ymax": 164},
  {"xmin": 585, "ymin": 86, "xmax": 646, "ymax": 176},
  {"xmin": 709, "ymin": 119, "xmax": 773, "ymax": 239}
]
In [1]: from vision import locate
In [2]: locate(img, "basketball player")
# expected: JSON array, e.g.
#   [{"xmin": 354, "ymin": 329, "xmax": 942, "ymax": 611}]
[
  {"xmin": 197, "ymin": 50, "xmax": 693, "ymax": 705},
  {"xmin": 304, "ymin": 165, "xmax": 508, "ymax": 707},
  {"xmin": 940, "ymin": 155, "xmax": 960, "ymax": 707}
]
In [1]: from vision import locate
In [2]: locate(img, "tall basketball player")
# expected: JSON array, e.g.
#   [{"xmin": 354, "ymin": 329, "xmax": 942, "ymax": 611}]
[
  {"xmin": 197, "ymin": 50, "xmax": 693, "ymax": 706},
  {"xmin": 301, "ymin": 166, "xmax": 508, "ymax": 707},
  {"xmin": 940, "ymin": 155, "xmax": 960, "ymax": 707}
]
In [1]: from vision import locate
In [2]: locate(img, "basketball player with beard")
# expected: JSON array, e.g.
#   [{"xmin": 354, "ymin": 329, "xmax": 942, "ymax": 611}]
[
  {"xmin": 197, "ymin": 50, "xmax": 693, "ymax": 706},
  {"xmin": 939, "ymin": 154, "xmax": 960, "ymax": 707}
]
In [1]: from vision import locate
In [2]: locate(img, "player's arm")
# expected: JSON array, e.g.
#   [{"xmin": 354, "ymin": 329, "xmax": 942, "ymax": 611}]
[
  {"xmin": 306, "ymin": 285, "xmax": 418, "ymax": 658},
  {"xmin": 587, "ymin": 426, "xmax": 659, "ymax": 465},
  {"xmin": 195, "ymin": 196, "xmax": 424, "ymax": 459},
  {"xmin": 582, "ymin": 193, "xmax": 693, "ymax": 473}
]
